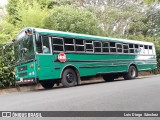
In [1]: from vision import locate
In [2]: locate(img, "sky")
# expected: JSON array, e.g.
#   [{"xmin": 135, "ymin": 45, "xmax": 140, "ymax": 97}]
[{"xmin": 0, "ymin": 0, "xmax": 8, "ymax": 6}]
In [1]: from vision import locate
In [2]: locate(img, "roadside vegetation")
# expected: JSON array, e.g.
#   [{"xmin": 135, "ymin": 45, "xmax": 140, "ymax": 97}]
[{"xmin": 0, "ymin": 0, "xmax": 160, "ymax": 88}]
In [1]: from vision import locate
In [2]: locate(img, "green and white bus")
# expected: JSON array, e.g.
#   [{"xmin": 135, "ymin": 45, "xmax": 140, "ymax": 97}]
[{"xmin": 13, "ymin": 27, "xmax": 157, "ymax": 89}]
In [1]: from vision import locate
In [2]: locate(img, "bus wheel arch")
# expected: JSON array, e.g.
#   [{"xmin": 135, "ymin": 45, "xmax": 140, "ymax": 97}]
[
  {"xmin": 60, "ymin": 65, "xmax": 81, "ymax": 87},
  {"xmin": 123, "ymin": 64, "xmax": 138, "ymax": 80}
]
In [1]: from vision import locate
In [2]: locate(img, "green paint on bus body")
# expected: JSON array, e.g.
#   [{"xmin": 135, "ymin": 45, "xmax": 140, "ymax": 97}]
[{"xmin": 14, "ymin": 27, "xmax": 157, "ymax": 84}]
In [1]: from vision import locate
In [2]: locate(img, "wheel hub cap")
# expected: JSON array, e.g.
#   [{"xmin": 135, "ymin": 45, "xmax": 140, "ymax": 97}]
[{"xmin": 66, "ymin": 73, "xmax": 73, "ymax": 83}]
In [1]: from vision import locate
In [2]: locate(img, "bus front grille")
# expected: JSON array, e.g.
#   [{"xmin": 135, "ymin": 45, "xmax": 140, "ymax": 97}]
[
  {"xmin": 18, "ymin": 66, "xmax": 27, "ymax": 72},
  {"xmin": 18, "ymin": 72, "xmax": 27, "ymax": 77}
]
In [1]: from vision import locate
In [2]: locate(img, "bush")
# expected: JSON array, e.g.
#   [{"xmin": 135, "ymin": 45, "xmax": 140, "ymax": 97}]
[{"xmin": 0, "ymin": 44, "xmax": 15, "ymax": 88}]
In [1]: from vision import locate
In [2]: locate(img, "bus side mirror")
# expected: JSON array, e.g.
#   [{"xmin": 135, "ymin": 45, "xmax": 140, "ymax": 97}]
[
  {"xmin": 21, "ymin": 48, "xmax": 28, "ymax": 53},
  {"xmin": 35, "ymin": 33, "xmax": 40, "ymax": 42}
]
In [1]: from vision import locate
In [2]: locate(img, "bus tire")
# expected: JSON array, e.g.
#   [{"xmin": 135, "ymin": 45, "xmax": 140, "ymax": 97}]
[
  {"xmin": 102, "ymin": 74, "xmax": 114, "ymax": 82},
  {"xmin": 123, "ymin": 65, "xmax": 137, "ymax": 80},
  {"xmin": 61, "ymin": 68, "xmax": 77, "ymax": 87},
  {"xmin": 40, "ymin": 80, "xmax": 55, "ymax": 89}
]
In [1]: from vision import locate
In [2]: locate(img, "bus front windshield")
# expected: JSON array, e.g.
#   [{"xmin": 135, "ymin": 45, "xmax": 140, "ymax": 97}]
[{"xmin": 14, "ymin": 31, "xmax": 35, "ymax": 63}]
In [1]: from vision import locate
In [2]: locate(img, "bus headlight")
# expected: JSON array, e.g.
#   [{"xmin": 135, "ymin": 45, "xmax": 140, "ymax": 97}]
[
  {"xmin": 29, "ymin": 72, "xmax": 34, "ymax": 76},
  {"xmin": 32, "ymin": 72, "xmax": 35, "ymax": 75}
]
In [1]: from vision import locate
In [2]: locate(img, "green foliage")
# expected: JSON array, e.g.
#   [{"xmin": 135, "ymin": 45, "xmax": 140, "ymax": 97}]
[
  {"xmin": 6, "ymin": 0, "xmax": 48, "ymax": 28},
  {"xmin": 43, "ymin": 5, "xmax": 101, "ymax": 35},
  {"xmin": 0, "ymin": 21, "xmax": 18, "ymax": 44},
  {"xmin": 6, "ymin": 0, "xmax": 19, "ymax": 25},
  {"xmin": 38, "ymin": 0, "xmax": 82, "ymax": 9},
  {"xmin": 92, "ymin": 5, "xmax": 152, "ymax": 36},
  {"xmin": 16, "ymin": 0, "xmax": 48, "ymax": 28},
  {"xmin": 143, "ymin": 0, "xmax": 160, "ymax": 4},
  {"xmin": 0, "ymin": 44, "xmax": 15, "ymax": 88},
  {"xmin": 128, "ymin": 13, "xmax": 152, "ymax": 36}
]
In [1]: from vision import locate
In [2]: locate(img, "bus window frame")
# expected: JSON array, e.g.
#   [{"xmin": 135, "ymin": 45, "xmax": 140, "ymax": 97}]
[
  {"xmin": 149, "ymin": 45, "xmax": 153, "ymax": 54},
  {"xmin": 102, "ymin": 42, "xmax": 110, "ymax": 53},
  {"xmin": 85, "ymin": 40, "xmax": 94, "ymax": 53},
  {"xmin": 42, "ymin": 36, "xmax": 52, "ymax": 54},
  {"xmin": 109, "ymin": 42, "xmax": 116, "ymax": 53},
  {"xmin": 123, "ymin": 44, "xmax": 129, "ymax": 53},
  {"xmin": 116, "ymin": 43, "xmax": 123, "ymax": 53},
  {"xmin": 64, "ymin": 37, "xmax": 75, "ymax": 52},
  {"xmin": 139, "ymin": 45, "xmax": 144, "ymax": 54},
  {"xmin": 75, "ymin": 38, "xmax": 85, "ymax": 53},
  {"xmin": 94, "ymin": 41, "xmax": 102, "ymax": 53},
  {"xmin": 35, "ymin": 35, "xmax": 52, "ymax": 55},
  {"xmin": 129, "ymin": 44, "xmax": 135, "ymax": 54},
  {"xmin": 52, "ymin": 37, "xmax": 64, "ymax": 52}
]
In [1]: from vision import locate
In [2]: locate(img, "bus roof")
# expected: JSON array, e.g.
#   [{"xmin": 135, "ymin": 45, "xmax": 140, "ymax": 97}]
[{"xmin": 33, "ymin": 28, "xmax": 153, "ymax": 45}]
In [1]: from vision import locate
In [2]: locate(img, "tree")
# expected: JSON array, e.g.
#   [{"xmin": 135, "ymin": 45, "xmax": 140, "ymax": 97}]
[
  {"xmin": 43, "ymin": 5, "xmax": 101, "ymax": 35},
  {"xmin": 6, "ymin": 0, "xmax": 48, "ymax": 28},
  {"xmin": 143, "ymin": 0, "xmax": 160, "ymax": 4},
  {"xmin": 16, "ymin": 0, "xmax": 48, "ymax": 28},
  {"xmin": 128, "ymin": 13, "xmax": 152, "ymax": 36},
  {"xmin": 6, "ymin": 0, "xmax": 19, "ymax": 25},
  {"xmin": 0, "ymin": 21, "xmax": 18, "ymax": 44}
]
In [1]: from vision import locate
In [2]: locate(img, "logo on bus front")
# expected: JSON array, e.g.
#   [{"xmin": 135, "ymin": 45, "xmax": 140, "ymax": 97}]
[{"xmin": 58, "ymin": 53, "xmax": 66, "ymax": 62}]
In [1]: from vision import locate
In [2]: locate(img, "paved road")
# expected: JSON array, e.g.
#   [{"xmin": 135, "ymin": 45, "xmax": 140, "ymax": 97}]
[{"xmin": 0, "ymin": 75, "xmax": 160, "ymax": 119}]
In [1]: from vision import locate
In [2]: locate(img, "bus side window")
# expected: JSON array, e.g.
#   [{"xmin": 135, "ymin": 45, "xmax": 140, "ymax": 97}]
[
  {"xmin": 116, "ymin": 43, "xmax": 122, "ymax": 53},
  {"xmin": 149, "ymin": 45, "xmax": 153, "ymax": 54},
  {"xmin": 110, "ymin": 42, "xmax": 116, "ymax": 53},
  {"xmin": 75, "ymin": 39, "xmax": 84, "ymax": 52},
  {"xmin": 85, "ymin": 40, "xmax": 93, "ymax": 53},
  {"xmin": 42, "ymin": 36, "xmax": 51, "ymax": 54},
  {"xmin": 102, "ymin": 42, "xmax": 109, "ymax": 53},
  {"xmin": 144, "ymin": 45, "xmax": 149, "ymax": 54},
  {"xmin": 94, "ymin": 41, "xmax": 102, "ymax": 53},
  {"xmin": 129, "ymin": 44, "xmax": 134, "ymax": 53},
  {"xmin": 52, "ymin": 37, "xmax": 64, "ymax": 52},
  {"xmin": 123, "ymin": 44, "xmax": 129, "ymax": 53},
  {"xmin": 134, "ymin": 44, "xmax": 139, "ymax": 53},
  {"xmin": 36, "ymin": 36, "xmax": 43, "ymax": 53},
  {"xmin": 64, "ymin": 38, "xmax": 75, "ymax": 52},
  {"xmin": 139, "ymin": 45, "xmax": 144, "ymax": 54}
]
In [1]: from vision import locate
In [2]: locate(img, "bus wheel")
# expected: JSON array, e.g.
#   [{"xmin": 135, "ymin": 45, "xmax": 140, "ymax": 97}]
[
  {"xmin": 102, "ymin": 74, "xmax": 114, "ymax": 82},
  {"xmin": 123, "ymin": 65, "xmax": 137, "ymax": 80},
  {"xmin": 40, "ymin": 80, "xmax": 55, "ymax": 89},
  {"xmin": 61, "ymin": 68, "xmax": 77, "ymax": 87}
]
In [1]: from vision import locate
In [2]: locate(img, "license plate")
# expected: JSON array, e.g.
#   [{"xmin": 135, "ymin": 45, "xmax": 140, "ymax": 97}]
[{"xmin": 20, "ymin": 78, "xmax": 23, "ymax": 82}]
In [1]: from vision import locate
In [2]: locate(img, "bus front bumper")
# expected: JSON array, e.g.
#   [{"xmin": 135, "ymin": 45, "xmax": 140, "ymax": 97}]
[{"xmin": 16, "ymin": 77, "xmax": 38, "ymax": 85}]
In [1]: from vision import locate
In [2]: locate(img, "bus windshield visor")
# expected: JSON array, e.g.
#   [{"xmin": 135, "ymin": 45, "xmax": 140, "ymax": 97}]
[{"xmin": 14, "ymin": 30, "xmax": 34, "ymax": 63}]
